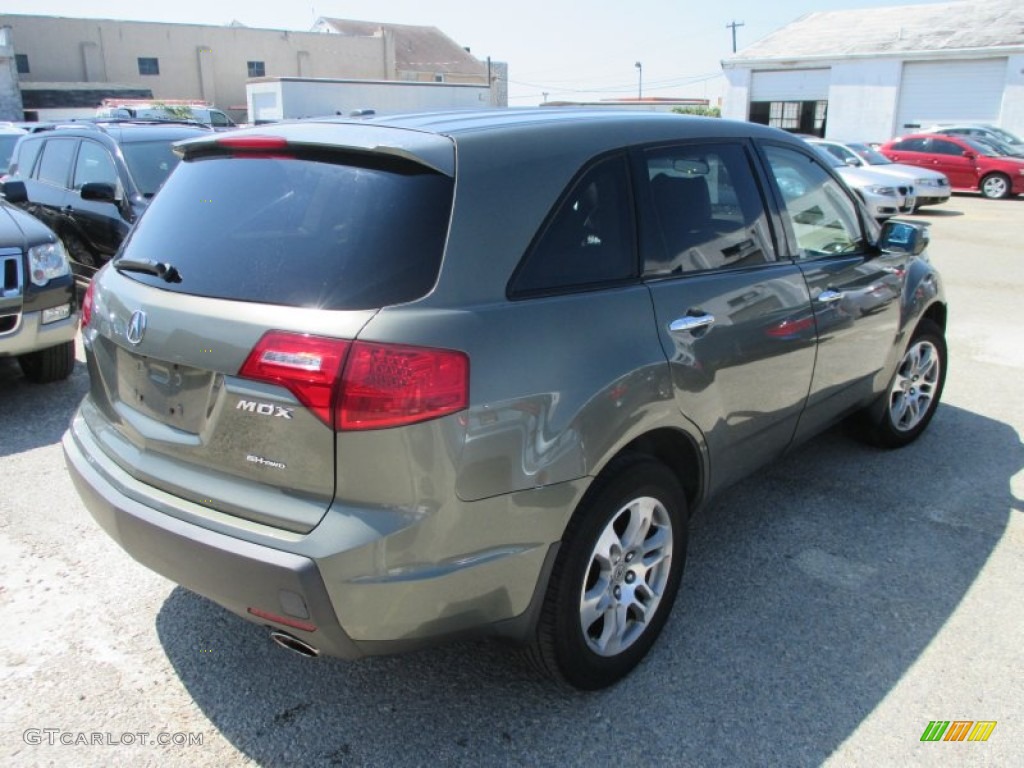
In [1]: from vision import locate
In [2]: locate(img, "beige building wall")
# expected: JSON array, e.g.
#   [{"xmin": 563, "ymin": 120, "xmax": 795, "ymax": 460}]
[{"xmin": 1, "ymin": 14, "xmax": 389, "ymax": 113}]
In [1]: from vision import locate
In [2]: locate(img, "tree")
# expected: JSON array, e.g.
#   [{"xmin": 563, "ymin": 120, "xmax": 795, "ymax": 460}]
[{"xmin": 672, "ymin": 106, "xmax": 721, "ymax": 118}]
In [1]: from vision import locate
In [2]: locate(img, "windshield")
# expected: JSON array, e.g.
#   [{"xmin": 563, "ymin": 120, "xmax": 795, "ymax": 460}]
[
  {"xmin": 117, "ymin": 152, "xmax": 454, "ymax": 310},
  {"xmin": 120, "ymin": 140, "xmax": 185, "ymax": 197},
  {"xmin": 810, "ymin": 146, "xmax": 844, "ymax": 169},
  {"xmin": 963, "ymin": 137, "xmax": 1009, "ymax": 157},
  {"xmin": 848, "ymin": 143, "xmax": 892, "ymax": 165},
  {"xmin": 983, "ymin": 126, "xmax": 1022, "ymax": 146},
  {"xmin": 0, "ymin": 135, "xmax": 21, "ymax": 173}
]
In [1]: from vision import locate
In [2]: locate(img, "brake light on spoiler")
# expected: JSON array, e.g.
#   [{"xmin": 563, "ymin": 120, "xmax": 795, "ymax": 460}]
[{"xmin": 239, "ymin": 331, "xmax": 469, "ymax": 431}]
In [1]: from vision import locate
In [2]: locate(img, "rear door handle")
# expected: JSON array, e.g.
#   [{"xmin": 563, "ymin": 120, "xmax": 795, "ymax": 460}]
[
  {"xmin": 816, "ymin": 290, "xmax": 844, "ymax": 304},
  {"xmin": 669, "ymin": 313, "xmax": 715, "ymax": 333}
]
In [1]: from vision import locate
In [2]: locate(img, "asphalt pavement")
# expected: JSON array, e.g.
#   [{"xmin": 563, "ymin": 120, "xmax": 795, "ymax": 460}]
[{"xmin": 1, "ymin": 193, "xmax": 1021, "ymax": 767}]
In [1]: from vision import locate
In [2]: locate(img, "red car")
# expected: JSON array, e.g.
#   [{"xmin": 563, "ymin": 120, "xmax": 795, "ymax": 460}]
[{"xmin": 879, "ymin": 133, "xmax": 1024, "ymax": 199}]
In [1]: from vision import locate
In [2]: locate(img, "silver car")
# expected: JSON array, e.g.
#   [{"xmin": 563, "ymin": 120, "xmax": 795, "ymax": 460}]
[
  {"xmin": 811, "ymin": 139, "xmax": 951, "ymax": 210},
  {"xmin": 808, "ymin": 143, "xmax": 916, "ymax": 218},
  {"xmin": 64, "ymin": 111, "xmax": 948, "ymax": 689}
]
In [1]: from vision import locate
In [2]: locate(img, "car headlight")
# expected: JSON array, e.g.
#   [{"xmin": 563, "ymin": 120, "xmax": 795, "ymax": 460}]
[
  {"xmin": 28, "ymin": 240, "xmax": 71, "ymax": 287},
  {"xmin": 865, "ymin": 185, "xmax": 897, "ymax": 197},
  {"xmin": 916, "ymin": 178, "xmax": 939, "ymax": 187}
]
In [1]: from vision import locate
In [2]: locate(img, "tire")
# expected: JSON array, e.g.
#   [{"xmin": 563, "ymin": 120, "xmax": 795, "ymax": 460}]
[
  {"xmin": 979, "ymin": 173, "xmax": 1010, "ymax": 200},
  {"xmin": 857, "ymin": 319, "xmax": 946, "ymax": 448},
  {"xmin": 527, "ymin": 456, "xmax": 688, "ymax": 690},
  {"xmin": 18, "ymin": 340, "xmax": 76, "ymax": 384}
]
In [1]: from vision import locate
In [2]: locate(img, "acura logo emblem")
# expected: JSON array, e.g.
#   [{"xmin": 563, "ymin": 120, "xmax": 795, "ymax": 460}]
[{"xmin": 126, "ymin": 310, "xmax": 147, "ymax": 345}]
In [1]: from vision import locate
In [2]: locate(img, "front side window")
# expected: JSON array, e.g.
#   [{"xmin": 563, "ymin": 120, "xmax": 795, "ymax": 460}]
[
  {"xmin": 931, "ymin": 140, "xmax": 965, "ymax": 157},
  {"xmin": 642, "ymin": 143, "xmax": 774, "ymax": 275},
  {"xmin": 762, "ymin": 144, "xmax": 865, "ymax": 260},
  {"xmin": 891, "ymin": 138, "xmax": 928, "ymax": 152},
  {"xmin": 510, "ymin": 154, "xmax": 635, "ymax": 296},
  {"xmin": 73, "ymin": 141, "xmax": 118, "ymax": 190},
  {"xmin": 137, "ymin": 57, "xmax": 160, "ymax": 76},
  {"xmin": 35, "ymin": 138, "xmax": 78, "ymax": 188}
]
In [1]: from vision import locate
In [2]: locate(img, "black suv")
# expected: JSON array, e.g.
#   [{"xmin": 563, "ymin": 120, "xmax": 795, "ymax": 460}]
[
  {"xmin": 2, "ymin": 121, "xmax": 209, "ymax": 293},
  {"xmin": 0, "ymin": 198, "xmax": 77, "ymax": 382}
]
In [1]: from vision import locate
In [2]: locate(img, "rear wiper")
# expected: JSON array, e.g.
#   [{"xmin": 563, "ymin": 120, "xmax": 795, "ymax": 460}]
[{"xmin": 114, "ymin": 258, "xmax": 182, "ymax": 283}]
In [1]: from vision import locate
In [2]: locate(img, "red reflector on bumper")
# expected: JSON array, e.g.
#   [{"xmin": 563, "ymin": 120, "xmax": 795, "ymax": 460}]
[{"xmin": 247, "ymin": 607, "xmax": 317, "ymax": 633}]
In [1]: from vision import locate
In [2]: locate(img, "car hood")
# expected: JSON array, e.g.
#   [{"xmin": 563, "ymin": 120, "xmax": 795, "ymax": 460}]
[
  {"xmin": 0, "ymin": 200, "xmax": 60, "ymax": 249},
  {"xmin": 835, "ymin": 166, "xmax": 912, "ymax": 187},
  {"xmin": 869, "ymin": 163, "xmax": 946, "ymax": 182}
]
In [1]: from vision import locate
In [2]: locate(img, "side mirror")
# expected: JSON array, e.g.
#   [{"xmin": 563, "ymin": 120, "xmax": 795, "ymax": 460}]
[
  {"xmin": 844, "ymin": 157, "xmax": 861, "ymax": 167},
  {"xmin": 1, "ymin": 179, "xmax": 28, "ymax": 204},
  {"xmin": 879, "ymin": 219, "xmax": 928, "ymax": 256},
  {"xmin": 80, "ymin": 181, "xmax": 119, "ymax": 203},
  {"xmin": 963, "ymin": 151, "xmax": 977, "ymax": 160}
]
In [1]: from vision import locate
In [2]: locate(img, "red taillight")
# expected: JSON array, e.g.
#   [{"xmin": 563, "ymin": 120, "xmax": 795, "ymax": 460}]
[
  {"xmin": 238, "ymin": 332, "xmax": 351, "ymax": 426},
  {"xmin": 339, "ymin": 342, "xmax": 469, "ymax": 431},
  {"xmin": 238, "ymin": 333, "xmax": 469, "ymax": 431},
  {"xmin": 81, "ymin": 281, "xmax": 95, "ymax": 327}
]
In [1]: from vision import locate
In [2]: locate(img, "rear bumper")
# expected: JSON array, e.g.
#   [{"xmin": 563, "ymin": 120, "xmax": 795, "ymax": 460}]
[{"xmin": 63, "ymin": 412, "xmax": 570, "ymax": 658}]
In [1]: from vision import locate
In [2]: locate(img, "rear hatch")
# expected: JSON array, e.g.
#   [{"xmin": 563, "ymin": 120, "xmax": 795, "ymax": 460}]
[{"xmin": 80, "ymin": 125, "xmax": 456, "ymax": 533}]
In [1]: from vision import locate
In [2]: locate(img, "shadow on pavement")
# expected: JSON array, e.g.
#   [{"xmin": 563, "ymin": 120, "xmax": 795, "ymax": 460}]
[
  {"xmin": 155, "ymin": 403, "xmax": 1019, "ymax": 766},
  {"xmin": 0, "ymin": 354, "xmax": 88, "ymax": 458}
]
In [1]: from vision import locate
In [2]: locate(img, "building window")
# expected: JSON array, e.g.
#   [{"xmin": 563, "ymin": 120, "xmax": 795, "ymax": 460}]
[
  {"xmin": 247, "ymin": 61, "xmax": 266, "ymax": 78},
  {"xmin": 15, "ymin": 53, "xmax": 29, "ymax": 74},
  {"xmin": 768, "ymin": 101, "xmax": 801, "ymax": 130},
  {"xmin": 433, "ymin": 73, "xmax": 445, "ymax": 83},
  {"xmin": 138, "ymin": 57, "xmax": 160, "ymax": 76}
]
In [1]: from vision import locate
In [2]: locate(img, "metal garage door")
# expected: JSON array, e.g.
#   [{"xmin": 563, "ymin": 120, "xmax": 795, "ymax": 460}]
[
  {"xmin": 895, "ymin": 58, "xmax": 1007, "ymax": 133},
  {"xmin": 750, "ymin": 69, "xmax": 831, "ymax": 101}
]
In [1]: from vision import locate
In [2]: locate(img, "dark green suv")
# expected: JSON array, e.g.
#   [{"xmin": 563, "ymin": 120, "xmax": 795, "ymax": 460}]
[{"xmin": 63, "ymin": 111, "xmax": 948, "ymax": 689}]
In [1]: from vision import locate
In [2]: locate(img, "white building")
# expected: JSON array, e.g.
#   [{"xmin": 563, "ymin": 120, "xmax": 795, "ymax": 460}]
[{"xmin": 722, "ymin": 0, "xmax": 1024, "ymax": 141}]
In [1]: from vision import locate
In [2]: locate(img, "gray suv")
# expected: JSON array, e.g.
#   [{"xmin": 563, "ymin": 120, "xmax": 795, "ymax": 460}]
[{"xmin": 63, "ymin": 111, "xmax": 947, "ymax": 689}]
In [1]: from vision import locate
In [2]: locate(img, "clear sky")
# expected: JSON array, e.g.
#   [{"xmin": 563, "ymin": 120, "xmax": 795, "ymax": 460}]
[{"xmin": 2, "ymin": 0, "xmax": 943, "ymax": 105}]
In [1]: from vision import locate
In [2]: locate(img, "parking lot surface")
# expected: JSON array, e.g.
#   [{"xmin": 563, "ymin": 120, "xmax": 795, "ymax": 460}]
[{"xmin": 1, "ymin": 194, "xmax": 1021, "ymax": 767}]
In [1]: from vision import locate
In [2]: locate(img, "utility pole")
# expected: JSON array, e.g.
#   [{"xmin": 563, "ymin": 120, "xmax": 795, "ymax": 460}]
[
  {"xmin": 726, "ymin": 20, "xmax": 745, "ymax": 54},
  {"xmin": 635, "ymin": 61, "xmax": 643, "ymax": 99}
]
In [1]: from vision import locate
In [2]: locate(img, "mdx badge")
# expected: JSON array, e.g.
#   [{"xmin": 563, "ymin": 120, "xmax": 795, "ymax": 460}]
[
  {"xmin": 126, "ymin": 310, "xmax": 147, "ymax": 345},
  {"xmin": 236, "ymin": 400, "xmax": 294, "ymax": 419}
]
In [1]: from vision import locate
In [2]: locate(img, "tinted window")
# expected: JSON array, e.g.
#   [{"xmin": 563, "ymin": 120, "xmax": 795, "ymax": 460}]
[
  {"xmin": 35, "ymin": 138, "xmax": 78, "ymax": 187},
  {"xmin": 120, "ymin": 140, "xmax": 185, "ymax": 197},
  {"xmin": 643, "ymin": 143, "xmax": 774, "ymax": 275},
  {"xmin": 118, "ymin": 153, "xmax": 453, "ymax": 310},
  {"xmin": 73, "ymin": 141, "xmax": 118, "ymax": 189},
  {"xmin": 763, "ymin": 145, "xmax": 865, "ymax": 259},
  {"xmin": 138, "ymin": 57, "xmax": 160, "ymax": 75},
  {"xmin": 511, "ymin": 154, "xmax": 635, "ymax": 296},
  {"xmin": 892, "ymin": 138, "xmax": 928, "ymax": 152},
  {"xmin": 931, "ymin": 140, "xmax": 965, "ymax": 156}
]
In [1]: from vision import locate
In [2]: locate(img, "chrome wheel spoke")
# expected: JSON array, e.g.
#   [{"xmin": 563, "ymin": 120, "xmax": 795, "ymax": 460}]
[
  {"xmin": 579, "ymin": 495, "xmax": 674, "ymax": 657},
  {"xmin": 888, "ymin": 339, "xmax": 941, "ymax": 432}
]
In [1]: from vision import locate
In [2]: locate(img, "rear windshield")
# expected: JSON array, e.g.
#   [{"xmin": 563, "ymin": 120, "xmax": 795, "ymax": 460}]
[
  {"xmin": 117, "ymin": 153, "xmax": 454, "ymax": 310},
  {"xmin": 121, "ymin": 140, "xmax": 187, "ymax": 197}
]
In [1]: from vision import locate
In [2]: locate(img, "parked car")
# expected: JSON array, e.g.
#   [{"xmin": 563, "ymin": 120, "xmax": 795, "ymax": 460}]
[
  {"xmin": 0, "ymin": 198, "xmax": 78, "ymax": 382},
  {"xmin": 64, "ymin": 111, "xmax": 947, "ymax": 690},
  {"xmin": 807, "ymin": 143, "xmax": 916, "ymax": 219},
  {"xmin": 925, "ymin": 124, "xmax": 1024, "ymax": 157},
  {"xmin": 1, "ymin": 120, "xmax": 210, "ymax": 294},
  {"xmin": 0, "ymin": 122, "xmax": 27, "ymax": 175},
  {"xmin": 880, "ymin": 133, "xmax": 1024, "ymax": 199},
  {"xmin": 809, "ymin": 139, "xmax": 951, "ymax": 210}
]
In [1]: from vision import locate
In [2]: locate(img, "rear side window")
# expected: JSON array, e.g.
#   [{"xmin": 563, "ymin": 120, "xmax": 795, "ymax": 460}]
[
  {"xmin": 118, "ymin": 153, "xmax": 454, "ymax": 310},
  {"xmin": 35, "ymin": 138, "xmax": 78, "ymax": 187},
  {"xmin": 510, "ymin": 154, "xmax": 635, "ymax": 296},
  {"xmin": 642, "ymin": 143, "xmax": 774, "ymax": 275},
  {"xmin": 891, "ymin": 138, "xmax": 928, "ymax": 152}
]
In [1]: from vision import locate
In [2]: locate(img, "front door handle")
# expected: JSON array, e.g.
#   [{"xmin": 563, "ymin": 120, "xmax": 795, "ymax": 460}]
[
  {"xmin": 816, "ymin": 290, "xmax": 844, "ymax": 304},
  {"xmin": 669, "ymin": 313, "xmax": 715, "ymax": 333}
]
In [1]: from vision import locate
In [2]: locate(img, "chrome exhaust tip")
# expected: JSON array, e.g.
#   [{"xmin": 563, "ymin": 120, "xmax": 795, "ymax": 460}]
[{"xmin": 269, "ymin": 630, "xmax": 320, "ymax": 658}]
